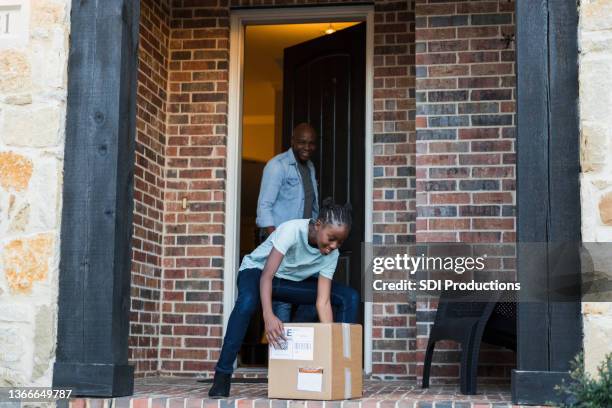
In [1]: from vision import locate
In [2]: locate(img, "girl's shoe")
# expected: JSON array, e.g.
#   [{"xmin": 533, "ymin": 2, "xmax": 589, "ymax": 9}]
[{"xmin": 208, "ymin": 372, "xmax": 231, "ymax": 398}]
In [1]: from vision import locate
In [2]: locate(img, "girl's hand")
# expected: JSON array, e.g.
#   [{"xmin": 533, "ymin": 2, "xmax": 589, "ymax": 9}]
[
  {"xmin": 316, "ymin": 275, "xmax": 334, "ymax": 323},
  {"xmin": 264, "ymin": 312, "xmax": 286, "ymax": 349}
]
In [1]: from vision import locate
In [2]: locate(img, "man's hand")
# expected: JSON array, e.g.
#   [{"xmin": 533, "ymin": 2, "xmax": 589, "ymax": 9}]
[
  {"xmin": 266, "ymin": 226, "xmax": 276, "ymax": 235},
  {"xmin": 264, "ymin": 311, "xmax": 286, "ymax": 349}
]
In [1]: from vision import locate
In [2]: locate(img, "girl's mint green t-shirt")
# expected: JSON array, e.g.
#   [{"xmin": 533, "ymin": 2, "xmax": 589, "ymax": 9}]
[{"xmin": 239, "ymin": 219, "xmax": 339, "ymax": 281}]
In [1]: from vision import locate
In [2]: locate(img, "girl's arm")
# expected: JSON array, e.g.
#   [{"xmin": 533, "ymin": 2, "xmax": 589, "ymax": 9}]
[
  {"xmin": 260, "ymin": 248, "xmax": 285, "ymax": 348},
  {"xmin": 316, "ymin": 275, "xmax": 334, "ymax": 323}
]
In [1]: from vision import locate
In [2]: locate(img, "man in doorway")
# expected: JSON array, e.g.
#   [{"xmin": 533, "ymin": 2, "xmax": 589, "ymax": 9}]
[{"xmin": 256, "ymin": 122, "xmax": 319, "ymax": 322}]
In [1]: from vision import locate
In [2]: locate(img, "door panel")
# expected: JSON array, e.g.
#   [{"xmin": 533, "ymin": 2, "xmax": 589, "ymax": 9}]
[{"xmin": 283, "ymin": 23, "xmax": 366, "ymax": 316}]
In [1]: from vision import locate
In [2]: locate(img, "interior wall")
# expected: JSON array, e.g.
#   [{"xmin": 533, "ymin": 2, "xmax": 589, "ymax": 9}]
[{"xmin": 131, "ymin": 0, "xmax": 171, "ymax": 376}]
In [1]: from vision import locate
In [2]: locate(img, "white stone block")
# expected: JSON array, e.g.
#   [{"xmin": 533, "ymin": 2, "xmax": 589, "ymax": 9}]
[
  {"xmin": 580, "ymin": 0, "xmax": 612, "ymax": 32},
  {"xmin": 582, "ymin": 305, "xmax": 612, "ymax": 376},
  {"xmin": 0, "ymin": 303, "xmax": 31, "ymax": 322},
  {"xmin": 581, "ymin": 174, "xmax": 600, "ymax": 241},
  {"xmin": 579, "ymin": 57, "xmax": 612, "ymax": 124},
  {"xmin": 580, "ymin": 30, "xmax": 612, "ymax": 55},
  {"xmin": 580, "ymin": 121, "xmax": 610, "ymax": 173},
  {"xmin": 30, "ymin": 29, "xmax": 68, "ymax": 89},
  {"xmin": 1, "ymin": 104, "xmax": 61, "ymax": 147},
  {"xmin": 26, "ymin": 156, "xmax": 59, "ymax": 231}
]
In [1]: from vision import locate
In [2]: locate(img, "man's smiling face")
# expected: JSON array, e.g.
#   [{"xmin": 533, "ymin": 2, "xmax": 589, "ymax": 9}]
[{"xmin": 291, "ymin": 125, "xmax": 317, "ymax": 163}]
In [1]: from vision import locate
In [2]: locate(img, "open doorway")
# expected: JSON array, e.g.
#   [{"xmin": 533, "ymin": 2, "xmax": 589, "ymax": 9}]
[{"xmin": 237, "ymin": 21, "xmax": 364, "ymax": 368}]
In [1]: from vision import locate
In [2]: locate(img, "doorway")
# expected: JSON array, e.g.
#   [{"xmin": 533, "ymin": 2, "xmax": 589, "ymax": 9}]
[{"xmin": 225, "ymin": 6, "xmax": 375, "ymax": 371}]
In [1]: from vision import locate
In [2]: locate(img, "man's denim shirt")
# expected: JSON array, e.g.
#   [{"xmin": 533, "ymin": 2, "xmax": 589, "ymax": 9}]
[{"xmin": 256, "ymin": 149, "xmax": 319, "ymax": 228}]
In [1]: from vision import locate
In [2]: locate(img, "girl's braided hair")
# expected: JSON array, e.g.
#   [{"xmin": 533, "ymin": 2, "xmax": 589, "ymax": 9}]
[{"xmin": 316, "ymin": 197, "xmax": 352, "ymax": 228}]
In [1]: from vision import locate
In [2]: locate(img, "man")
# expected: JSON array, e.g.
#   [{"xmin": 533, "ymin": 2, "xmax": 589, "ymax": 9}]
[{"xmin": 256, "ymin": 123, "xmax": 319, "ymax": 322}]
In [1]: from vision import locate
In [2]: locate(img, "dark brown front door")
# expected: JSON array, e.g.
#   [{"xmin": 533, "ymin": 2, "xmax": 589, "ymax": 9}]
[{"xmin": 282, "ymin": 23, "xmax": 366, "ymax": 316}]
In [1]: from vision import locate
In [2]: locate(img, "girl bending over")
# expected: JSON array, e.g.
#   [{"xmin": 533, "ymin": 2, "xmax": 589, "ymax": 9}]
[{"xmin": 208, "ymin": 198, "xmax": 359, "ymax": 397}]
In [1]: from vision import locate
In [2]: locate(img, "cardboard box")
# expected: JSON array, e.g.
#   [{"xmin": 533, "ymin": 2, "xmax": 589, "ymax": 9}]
[{"xmin": 268, "ymin": 323, "xmax": 363, "ymax": 400}]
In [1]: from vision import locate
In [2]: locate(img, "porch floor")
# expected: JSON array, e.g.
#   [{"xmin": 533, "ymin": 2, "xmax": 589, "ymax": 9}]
[{"xmin": 68, "ymin": 377, "xmax": 548, "ymax": 408}]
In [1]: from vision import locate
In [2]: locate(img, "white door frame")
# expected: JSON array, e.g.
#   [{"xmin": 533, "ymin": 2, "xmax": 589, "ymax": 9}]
[{"xmin": 224, "ymin": 5, "xmax": 375, "ymax": 375}]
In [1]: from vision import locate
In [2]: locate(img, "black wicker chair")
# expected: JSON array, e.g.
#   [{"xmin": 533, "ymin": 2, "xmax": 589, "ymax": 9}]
[{"xmin": 422, "ymin": 291, "xmax": 516, "ymax": 394}]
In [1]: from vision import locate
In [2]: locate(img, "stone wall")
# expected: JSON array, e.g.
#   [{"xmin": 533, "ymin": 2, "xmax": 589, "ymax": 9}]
[
  {"xmin": 0, "ymin": 0, "xmax": 70, "ymax": 386},
  {"xmin": 578, "ymin": 0, "xmax": 612, "ymax": 376}
]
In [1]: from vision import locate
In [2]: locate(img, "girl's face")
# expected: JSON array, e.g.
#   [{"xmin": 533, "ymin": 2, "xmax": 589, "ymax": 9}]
[{"xmin": 314, "ymin": 222, "xmax": 350, "ymax": 255}]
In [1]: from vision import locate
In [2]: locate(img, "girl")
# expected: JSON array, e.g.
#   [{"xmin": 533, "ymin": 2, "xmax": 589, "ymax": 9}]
[{"xmin": 208, "ymin": 199, "xmax": 359, "ymax": 397}]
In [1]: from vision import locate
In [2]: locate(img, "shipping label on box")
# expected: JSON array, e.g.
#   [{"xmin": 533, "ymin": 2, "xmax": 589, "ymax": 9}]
[
  {"xmin": 296, "ymin": 367, "xmax": 323, "ymax": 392},
  {"xmin": 269, "ymin": 326, "xmax": 314, "ymax": 360}
]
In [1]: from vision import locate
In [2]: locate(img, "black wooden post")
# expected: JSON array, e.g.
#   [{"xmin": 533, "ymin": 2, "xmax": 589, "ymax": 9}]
[
  {"xmin": 53, "ymin": 0, "xmax": 140, "ymax": 397},
  {"xmin": 513, "ymin": 0, "xmax": 582, "ymax": 405}
]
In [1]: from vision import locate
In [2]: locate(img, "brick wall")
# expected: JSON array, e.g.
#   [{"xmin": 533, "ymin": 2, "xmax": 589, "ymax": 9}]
[
  {"xmin": 131, "ymin": 0, "xmax": 416, "ymax": 377},
  {"xmin": 414, "ymin": 0, "xmax": 516, "ymax": 383},
  {"xmin": 371, "ymin": 0, "xmax": 416, "ymax": 379},
  {"xmin": 132, "ymin": 0, "xmax": 519, "ymax": 382},
  {"xmin": 157, "ymin": 1, "xmax": 230, "ymax": 375},
  {"xmin": 131, "ymin": 0, "xmax": 171, "ymax": 376}
]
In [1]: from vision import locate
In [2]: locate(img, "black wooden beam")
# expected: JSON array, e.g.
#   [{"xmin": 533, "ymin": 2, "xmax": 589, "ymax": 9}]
[
  {"xmin": 53, "ymin": 0, "xmax": 139, "ymax": 397},
  {"xmin": 514, "ymin": 0, "xmax": 581, "ymax": 405}
]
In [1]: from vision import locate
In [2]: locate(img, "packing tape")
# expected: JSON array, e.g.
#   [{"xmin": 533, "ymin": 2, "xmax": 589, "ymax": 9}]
[
  {"xmin": 342, "ymin": 323, "xmax": 351, "ymax": 359},
  {"xmin": 344, "ymin": 367, "xmax": 352, "ymax": 399}
]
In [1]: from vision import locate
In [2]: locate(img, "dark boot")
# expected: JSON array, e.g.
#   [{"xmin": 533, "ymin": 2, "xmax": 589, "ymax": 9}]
[{"xmin": 208, "ymin": 372, "xmax": 231, "ymax": 398}]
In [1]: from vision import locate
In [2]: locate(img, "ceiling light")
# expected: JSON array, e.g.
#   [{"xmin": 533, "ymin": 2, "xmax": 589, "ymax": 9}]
[{"xmin": 325, "ymin": 24, "xmax": 335, "ymax": 35}]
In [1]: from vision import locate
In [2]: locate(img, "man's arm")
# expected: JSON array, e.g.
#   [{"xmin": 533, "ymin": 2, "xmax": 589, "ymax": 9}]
[
  {"xmin": 257, "ymin": 160, "xmax": 283, "ymax": 229},
  {"xmin": 316, "ymin": 275, "xmax": 334, "ymax": 323}
]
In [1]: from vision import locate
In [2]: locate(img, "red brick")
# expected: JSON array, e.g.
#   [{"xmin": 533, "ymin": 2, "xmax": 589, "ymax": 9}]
[
  {"xmin": 428, "ymin": 64, "xmax": 469, "ymax": 77},
  {"xmin": 416, "ymin": 78, "xmax": 457, "ymax": 90},
  {"xmin": 458, "ymin": 128, "xmax": 499, "ymax": 139},
  {"xmin": 457, "ymin": 26, "xmax": 499, "ymax": 38},
  {"xmin": 473, "ymin": 218, "xmax": 514, "ymax": 230},
  {"xmin": 429, "ymin": 218, "xmax": 470, "ymax": 230},
  {"xmin": 415, "ymin": 4, "xmax": 456, "ymax": 15},
  {"xmin": 472, "ymin": 166, "xmax": 514, "ymax": 178},
  {"xmin": 429, "ymin": 193, "xmax": 470, "ymax": 204},
  {"xmin": 459, "ymin": 232, "xmax": 502, "ymax": 243},
  {"xmin": 416, "ymin": 155, "xmax": 457, "ymax": 166},
  {"xmin": 459, "ymin": 153, "xmax": 501, "ymax": 165},
  {"xmin": 456, "ymin": 2, "xmax": 499, "ymax": 14},
  {"xmin": 471, "ymin": 63, "xmax": 513, "ymax": 75},
  {"xmin": 428, "ymin": 39, "xmax": 469, "ymax": 52},
  {"xmin": 473, "ymin": 192, "xmax": 513, "ymax": 204},
  {"xmin": 416, "ymin": 53, "xmax": 457, "ymax": 65},
  {"xmin": 471, "ymin": 38, "xmax": 507, "ymax": 51},
  {"xmin": 417, "ymin": 232, "xmax": 457, "ymax": 242},
  {"xmin": 459, "ymin": 76, "xmax": 500, "ymax": 89}
]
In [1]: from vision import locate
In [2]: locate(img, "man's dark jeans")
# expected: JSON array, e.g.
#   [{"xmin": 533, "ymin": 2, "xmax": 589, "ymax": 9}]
[{"xmin": 214, "ymin": 268, "xmax": 360, "ymax": 374}]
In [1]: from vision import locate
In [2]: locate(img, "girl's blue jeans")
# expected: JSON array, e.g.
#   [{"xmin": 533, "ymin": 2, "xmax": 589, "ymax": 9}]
[{"xmin": 214, "ymin": 268, "xmax": 360, "ymax": 374}]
